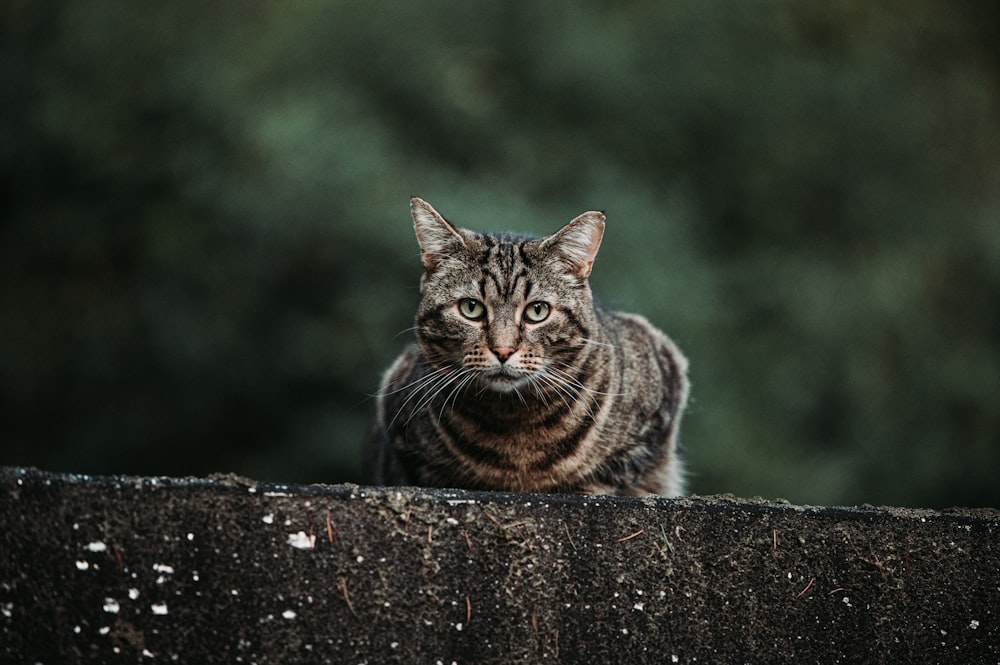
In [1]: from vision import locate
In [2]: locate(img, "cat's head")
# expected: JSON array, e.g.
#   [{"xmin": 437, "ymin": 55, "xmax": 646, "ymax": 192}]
[{"xmin": 410, "ymin": 197, "xmax": 605, "ymax": 393}]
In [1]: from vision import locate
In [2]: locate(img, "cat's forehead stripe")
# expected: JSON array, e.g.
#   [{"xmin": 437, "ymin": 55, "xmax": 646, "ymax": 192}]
[
  {"xmin": 482, "ymin": 267, "xmax": 529, "ymax": 302},
  {"xmin": 470, "ymin": 236, "xmax": 531, "ymax": 302}
]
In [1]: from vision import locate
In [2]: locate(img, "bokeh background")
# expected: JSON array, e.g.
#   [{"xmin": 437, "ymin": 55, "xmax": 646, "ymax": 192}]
[{"xmin": 3, "ymin": 1, "xmax": 999, "ymax": 508}]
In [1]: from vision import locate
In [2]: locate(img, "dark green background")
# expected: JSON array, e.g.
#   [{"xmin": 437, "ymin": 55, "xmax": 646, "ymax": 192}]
[{"xmin": 3, "ymin": 2, "xmax": 998, "ymax": 508}]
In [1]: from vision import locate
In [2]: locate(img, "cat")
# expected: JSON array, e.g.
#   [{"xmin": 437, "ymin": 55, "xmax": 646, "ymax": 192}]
[{"xmin": 363, "ymin": 197, "xmax": 690, "ymax": 496}]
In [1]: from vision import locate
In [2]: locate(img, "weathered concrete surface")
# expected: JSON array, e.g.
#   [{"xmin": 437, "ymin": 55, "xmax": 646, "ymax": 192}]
[{"xmin": 1, "ymin": 466, "xmax": 997, "ymax": 664}]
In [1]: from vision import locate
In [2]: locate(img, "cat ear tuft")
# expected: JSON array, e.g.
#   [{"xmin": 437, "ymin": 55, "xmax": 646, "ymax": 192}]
[
  {"xmin": 544, "ymin": 211, "xmax": 606, "ymax": 278},
  {"xmin": 411, "ymin": 197, "xmax": 468, "ymax": 271}
]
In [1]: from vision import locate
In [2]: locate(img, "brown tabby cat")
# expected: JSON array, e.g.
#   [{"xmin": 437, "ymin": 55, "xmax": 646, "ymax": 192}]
[{"xmin": 363, "ymin": 198, "xmax": 689, "ymax": 496}]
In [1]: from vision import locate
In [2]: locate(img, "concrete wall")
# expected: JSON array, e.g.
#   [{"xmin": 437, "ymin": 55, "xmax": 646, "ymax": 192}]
[{"xmin": 1, "ymin": 466, "xmax": 997, "ymax": 664}]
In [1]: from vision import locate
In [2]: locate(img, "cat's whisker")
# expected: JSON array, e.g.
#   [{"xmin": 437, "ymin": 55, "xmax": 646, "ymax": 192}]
[
  {"xmin": 579, "ymin": 337, "xmax": 619, "ymax": 349},
  {"xmin": 404, "ymin": 368, "xmax": 467, "ymax": 426},
  {"xmin": 387, "ymin": 379, "xmax": 443, "ymax": 429},
  {"xmin": 531, "ymin": 372, "xmax": 576, "ymax": 414},
  {"xmin": 511, "ymin": 383, "xmax": 527, "ymax": 407},
  {"xmin": 393, "ymin": 326, "xmax": 420, "ymax": 339},
  {"xmin": 539, "ymin": 367, "xmax": 601, "ymax": 421},
  {"xmin": 548, "ymin": 362, "xmax": 626, "ymax": 397},
  {"xmin": 526, "ymin": 374, "xmax": 550, "ymax": 405},
  {"xmin": 381, "ymin": 372, "xmax": 453, "ymax": 425},
  {"xmin": 391, "ymin": 367, "xmax": 465, "ymax": 428},
  {"xmin": 377, "ymin": 365, "xmax": 449, "ymax": 398},
  {"xmin": 438, "ymin": 370, "xmax": 478, "ymax": 422},
  {"xmin": 533, "ymin": 368, "xmax": 590, "ymax": 414}
]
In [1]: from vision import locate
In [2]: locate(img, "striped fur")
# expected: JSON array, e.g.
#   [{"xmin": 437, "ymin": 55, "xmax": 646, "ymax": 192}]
[{"xmin": 363, "ymin": 198, "xmax": 689, "ymax": 497}]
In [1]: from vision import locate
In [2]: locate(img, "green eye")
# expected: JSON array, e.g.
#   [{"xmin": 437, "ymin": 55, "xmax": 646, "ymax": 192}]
[
  {"xmin": 524, "ymin": 301, "xmax": 550, "ymax": 323},
  {"xmin": 458, "ymin": 298, "xmax": 486, "ymax": 320}
]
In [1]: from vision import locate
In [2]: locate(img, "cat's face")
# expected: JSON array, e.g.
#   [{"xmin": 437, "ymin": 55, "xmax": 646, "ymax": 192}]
[{"xmin": 411, "ymin": 197, "xmax": 605, "ymax": 393}]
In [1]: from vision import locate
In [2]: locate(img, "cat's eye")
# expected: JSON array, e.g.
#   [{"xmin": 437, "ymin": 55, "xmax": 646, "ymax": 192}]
[
  {"xmin": 524, "ymin": 301, "xmax": 550, "ymax": 323},
  {"xmin": 458, "ymin": 298, "xmax": 486, "ymax": 321}
]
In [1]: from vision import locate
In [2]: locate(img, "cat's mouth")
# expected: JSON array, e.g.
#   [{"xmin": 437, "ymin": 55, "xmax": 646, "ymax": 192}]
[{"xmin": 481, "ymin": 367, "xmax": 531, "ymax": 392}]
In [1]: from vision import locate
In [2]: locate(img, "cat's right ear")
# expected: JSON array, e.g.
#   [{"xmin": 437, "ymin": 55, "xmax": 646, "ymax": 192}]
[
  {"xmin": 411, "ymin": 197, "xmax": 469, "ymax": 271},
  {"xmin": 542, "ymin": 211, "xmax": 606, "ymax": 279}
]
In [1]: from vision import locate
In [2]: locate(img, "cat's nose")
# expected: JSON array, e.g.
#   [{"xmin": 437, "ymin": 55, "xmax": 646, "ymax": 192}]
[{"xmin": 492, "ymin": 346, "xmax": 516, "ymax": 363}]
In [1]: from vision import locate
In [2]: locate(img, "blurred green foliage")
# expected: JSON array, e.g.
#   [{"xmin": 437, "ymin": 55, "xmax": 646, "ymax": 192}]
[{"xmin": 2, "ymin": 1, "xmax": 998, "ymax": 507}]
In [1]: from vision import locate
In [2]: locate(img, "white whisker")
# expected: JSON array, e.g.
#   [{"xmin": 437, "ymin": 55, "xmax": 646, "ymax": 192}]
[
  {"xmin": 378, "ymin": 365, "xmax": 448, "ymax": 398},
  {"xmin": 385, "ymin": 366, "xmax": 464, "ymax": 428},
  {"xmin": 580, "ymin": 336, "xmax": 618, "ymax": 349},
  {"xmin": 438, "ymin": 369, "xmax": 478, "ymax": 422},
  {"xmin": 548, "ymin": 362, "xmax": 625, "ymax": 397},
  {"xmin": 531, "ymin": 372, "xmax": 577, "ymax": 415},
  {"xmin": 393, "ymin": 326, "xmax": 420, "ymax": 339},
  {"xmin": 404, "ymin": 369, "xmax": 465, "ymax": 426}
]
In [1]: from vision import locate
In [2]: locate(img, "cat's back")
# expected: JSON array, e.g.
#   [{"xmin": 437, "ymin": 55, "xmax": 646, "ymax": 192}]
[{"xmin": 599, "ymin": 306, "xmax": 689, "ymax": 389}]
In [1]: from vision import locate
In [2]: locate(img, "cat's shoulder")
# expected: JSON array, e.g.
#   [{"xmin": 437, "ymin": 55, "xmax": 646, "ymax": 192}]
[{"xmin": 601, "ymin": 308, "xmax": 689, "ymax": 370}]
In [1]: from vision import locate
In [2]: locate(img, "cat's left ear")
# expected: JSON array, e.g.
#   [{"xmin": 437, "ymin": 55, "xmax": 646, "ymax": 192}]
[
  {"xmin": 543, "ymin": 211, "xmax": 606, "ymax": 279},
  {"xmin": 411, "ymin": 197, "xmax": 469, "ymax": 271}
]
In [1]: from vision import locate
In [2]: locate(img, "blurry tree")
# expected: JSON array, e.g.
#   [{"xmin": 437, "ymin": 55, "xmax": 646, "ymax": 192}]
[{"xmin": 2, "ymin": 1, "xmax": 998, "ymax": 507}]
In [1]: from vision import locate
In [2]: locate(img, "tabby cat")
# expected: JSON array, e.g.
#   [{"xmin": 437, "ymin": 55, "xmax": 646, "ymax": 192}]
[{"xmin": 363, "ymin": 198, "xmax": 689, "ymax": 496}]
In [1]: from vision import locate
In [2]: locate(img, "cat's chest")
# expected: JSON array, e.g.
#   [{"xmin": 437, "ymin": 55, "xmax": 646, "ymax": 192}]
[{"xmin": 423, "ymin": 397, "xmax": 611, "ymax": 489}]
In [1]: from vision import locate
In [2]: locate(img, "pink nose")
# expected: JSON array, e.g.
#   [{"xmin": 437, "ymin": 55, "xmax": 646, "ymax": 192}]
[{"xmin": 492, "ymin": 347, "xmax": 516, "ymax": 362}]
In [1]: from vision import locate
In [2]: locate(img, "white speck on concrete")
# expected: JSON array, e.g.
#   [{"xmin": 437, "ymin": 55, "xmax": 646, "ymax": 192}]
[
  {"xmin": 153, "ymin": 563, "xmax": 175, "ymax": 574},
  {"xmin": 672, "ymin": 656, "xmax": 679, "ymax": 663},
  {"xmin": 356, "ymin": 555, "xmax": 364, "ymax": 563},
  {"xmin": 129, "ymin": 588, "xmax": 140, "ymax": 600},
  {"xmin": 85, "ymin": 541, "xmax": 107, "ymax": 552},
  {"xmin": 842, "ymin": 597, "xmax": 852, "ymax": 607},
  {"xmin": 186, "ymin": 533, "xmax": 194, "ymax": 541},
  {"xmin": 287, "ymin": 531, "xmax": 316, "ymax": 550},
  {"xmin": 262, "ymin": 514, "xmax": 274, "ymax": 524},
  {"xmin": 75, "ymin": 560, "xmax": 90, "ymax": 571},
  {"xmin": 455, "ymin": 622, "xmax": 463, "ymax": 631},
  {"xmin": 263, "ymin": 491, "xmax": 290, "ymax": 497},
  {"xmin": 99, "ymin": 626, "xmax": 111, "ymax": 635},
  {"xmin": 142, "ymin": 649, "xmax": 155, "ymax": 658},
  {"xmin": 103, "ymin": 598, "xmax": 120, "ymax": 613},
  {"xmin": 390, "ymin": 642, "xmax": 399, "ymax": 649},
  {"xmin": 969, "ymin": 619, "xmax": 980, "ymax": 629},
  {"xmin": 151, "ymin": 602, "xmax": 169, "ymax": 615},
  {"xmin": 1, "ymin": 604, "xmax": 12, "ymax": 619},
  {"xmin": 633, "ymin": 602, "xmax": 645, "ymax": 611},
  {"xmin": 282, "ymin": 609, "xmax": 297, "ymax": 620},
  {"xmin": 445, "ymin": 518, "xmax": 459, "ymax": 526}
]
